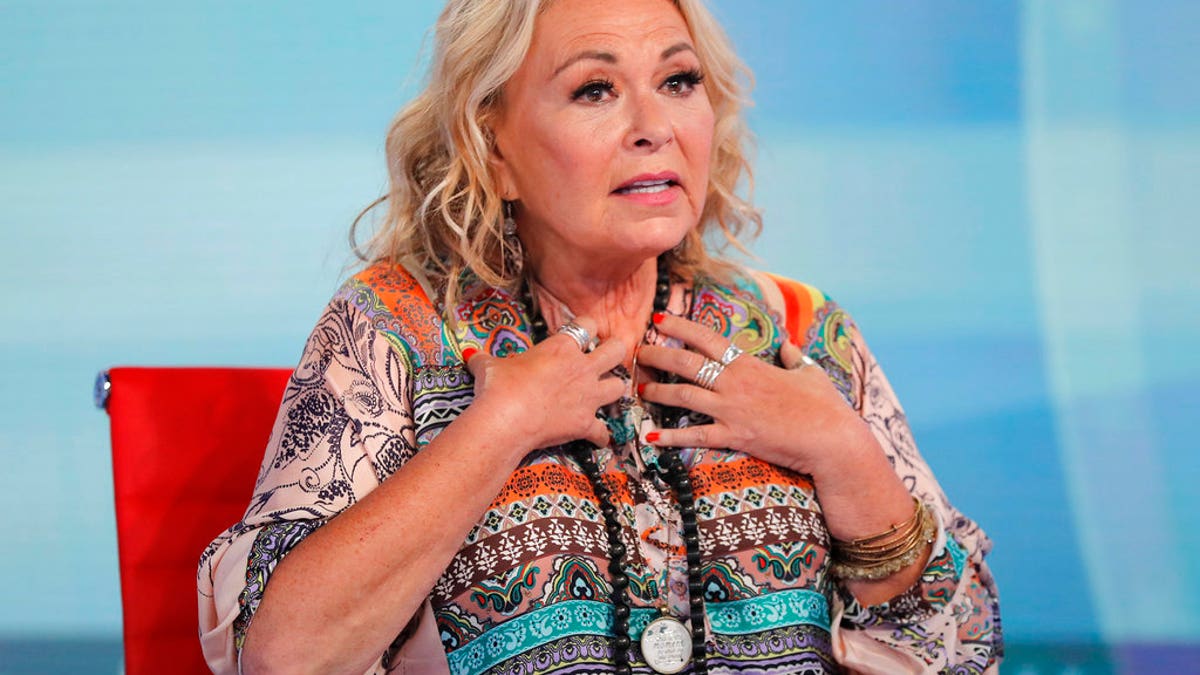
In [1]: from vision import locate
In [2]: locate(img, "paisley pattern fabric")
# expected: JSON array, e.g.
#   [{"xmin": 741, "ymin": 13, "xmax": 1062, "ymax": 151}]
[
  {"xmin": 232, "ymin": 520, "xmax": 324, "ymax": 653},
  {"xmin": 198, "ymin": 262, "xmax": 1002, "ymax": 674}
]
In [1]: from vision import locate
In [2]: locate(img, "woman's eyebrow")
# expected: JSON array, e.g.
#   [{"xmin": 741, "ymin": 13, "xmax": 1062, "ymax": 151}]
[
  {"xmin": 551, "ymin": 42, "xmax": 696, "ymax": 79},
  {"xmin": 553, "ymin": 50, "xmax": 617, "ymax": 78},
  {"xmin": 660, "ymin": 42, "xmax": 694, "ymax": 60}
]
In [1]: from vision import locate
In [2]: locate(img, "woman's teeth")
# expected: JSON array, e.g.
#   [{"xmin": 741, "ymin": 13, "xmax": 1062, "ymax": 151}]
[{"xmin": 619, "ymin": 181, "xmax": 671, "ymax": 194}]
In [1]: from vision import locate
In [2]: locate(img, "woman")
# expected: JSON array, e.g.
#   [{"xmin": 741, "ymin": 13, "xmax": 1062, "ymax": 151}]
[{"xmin": 199, "ymin": 0, "xmax": 1001, "ymax": 673}]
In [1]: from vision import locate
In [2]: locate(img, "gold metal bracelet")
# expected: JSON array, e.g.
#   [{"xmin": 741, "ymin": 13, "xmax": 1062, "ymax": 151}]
[
  {"xmin": 830, "ymin": 499, "xmax": 937, "ymax": 580},
  {"xmin": 833, "ymin": 497, "xmax": 922, "ymax": 548}
]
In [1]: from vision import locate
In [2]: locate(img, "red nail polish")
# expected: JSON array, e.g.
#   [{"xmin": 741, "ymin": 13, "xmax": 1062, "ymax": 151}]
[
  {"xmin": 652, "ymin": 312, "xmax": 665, "ymax": 324},
  {"xmin": 636, "ymin": 382, "xmax": 647, "ymax": 397},
  {"xmin": 646, "ymin": 431, "xmax": 660, "ymax": 443},
  {"xmin": 461, "ymin": 347, "xmax": 478, "ymax": 363}
]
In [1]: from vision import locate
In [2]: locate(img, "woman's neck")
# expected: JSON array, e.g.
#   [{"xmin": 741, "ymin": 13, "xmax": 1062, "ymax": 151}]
[{"xmin": 530, "ymin": 256, "xmax": 659, "ymax": 364}]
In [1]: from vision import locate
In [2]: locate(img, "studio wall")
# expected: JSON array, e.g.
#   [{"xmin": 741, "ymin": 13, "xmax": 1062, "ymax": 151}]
[{"xmin": 2, "ymin": 0, "xmax": 1197, "ymax": 664}]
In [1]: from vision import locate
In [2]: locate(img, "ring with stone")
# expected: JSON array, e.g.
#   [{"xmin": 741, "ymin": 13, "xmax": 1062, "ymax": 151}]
[
  {"xmin": 694, "ymin": 357, "xmax": 725, "ymax": 390},
  {"xmin": 718, "ymin": 343, "xmax": 744, "ymax": 366},
  {"xmin": 557, "ymin": 321, "xmax": 594, "ymax": 353}
]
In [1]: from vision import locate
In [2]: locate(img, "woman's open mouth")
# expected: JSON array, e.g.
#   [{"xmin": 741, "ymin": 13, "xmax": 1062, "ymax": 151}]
[
  {"xmin": 613, "ymin": 173, "xmax": 682, "ymax": 204},
  {"xmin": 614, "ymin": 178, "xmax": 677, "ymax": 195}
]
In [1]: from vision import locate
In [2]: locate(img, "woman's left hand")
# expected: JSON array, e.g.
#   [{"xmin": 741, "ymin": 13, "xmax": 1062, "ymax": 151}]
[
  {"xmin": 641, "ymin": 314, "xmax": 931, "ymax": 603},
  {"xmin": 636, "ymin": 313, "xmax": 880, "ymax": 480}
]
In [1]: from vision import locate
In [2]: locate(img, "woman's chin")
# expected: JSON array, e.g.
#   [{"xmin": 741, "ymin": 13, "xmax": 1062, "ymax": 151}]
[{"xmin": 609, "ymin": 211, "xmax": 696, "ymax": 252}]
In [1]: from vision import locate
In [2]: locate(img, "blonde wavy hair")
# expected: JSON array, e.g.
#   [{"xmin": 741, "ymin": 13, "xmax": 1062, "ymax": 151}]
[{"xmin": 352, "ymin": 0, "xmax": 760, "ymax": 311}]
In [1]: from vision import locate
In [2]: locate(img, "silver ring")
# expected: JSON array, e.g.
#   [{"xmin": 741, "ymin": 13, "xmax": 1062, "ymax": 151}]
[
  {"xmin": 718, "ymin": 343, "xmax": 744, "ymax": 366},
  {"xmin": 790, "ymin": 354, "xmax": 818, "ymax": 371},
  {"xmin": 557, "ymin": 321, "xmax": 594, "ymax": 352},
  {"xmin": 694, "ymin": 358, "xmax": 725, "ymax": 390}
]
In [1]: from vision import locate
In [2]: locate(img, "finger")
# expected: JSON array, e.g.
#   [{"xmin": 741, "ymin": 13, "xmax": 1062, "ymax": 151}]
[
  {"xmin": 646, "ymin": 423, "xmax": 728, "ymax": 450},
  {"xmin": 637, "ymin": 344, "xmax": 709, "ymax": 382},
  {"xmin": 583, "ymin": 416, "xmax": 613, "ymax": 448},
  {"xmin": 779, "ymin": 341, "xmax": 804, "ymax": 370},
  {"xmin": 779, "ymin": 341, "xmax": 824, "ymax": 377},
  {"xmin": 571, "ymin": 315, "xmax": 599, "ymax": 337},
  {"xmin": 462, "ymin": 347, "xmax": 491, "ymax": 377},
  {"xmin": 639, "ymin": 381, "xmax": 720, "ymax": 415},
  {"xmin": 588, "ymin": 335, "xmax": 627, "ymax": 372},
  {"xmin": 592, "ymin": 375, "xmax": 627, "ymax": 407},
  {"xmin": 652, "ymin": 313, "xmax": 731, "ymax": 360},
  {"xmin": 549, "ymin": 315, "xmax": 600, "ymax": 352}
]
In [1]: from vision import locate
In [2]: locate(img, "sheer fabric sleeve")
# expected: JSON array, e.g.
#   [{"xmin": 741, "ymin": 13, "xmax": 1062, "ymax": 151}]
[
  {"xmin": 197, "ymin": 270, "xmax": 452, "ymax": 675},
  {"xmin": 759, "ymin": 272, "xmax": 1003, "ymax": 674}
]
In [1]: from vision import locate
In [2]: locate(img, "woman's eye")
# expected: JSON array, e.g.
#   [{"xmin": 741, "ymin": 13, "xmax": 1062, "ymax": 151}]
[
  {"xmin": 572, "ymin": 80, "xmax": 614, "ymax": 103},
  {"xmin": 662, "ymin": 69, "xmax": 705, "ymax": 96}
]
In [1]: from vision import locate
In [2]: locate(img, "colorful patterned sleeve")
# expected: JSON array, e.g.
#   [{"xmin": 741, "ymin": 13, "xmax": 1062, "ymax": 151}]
[
  {"xmin": 760, "ymin": 272, "xmax": 1003, "ymax": 674},
  {"xmin": 197, "ymin": 264, "xmax": 455, "ymax": 675}
]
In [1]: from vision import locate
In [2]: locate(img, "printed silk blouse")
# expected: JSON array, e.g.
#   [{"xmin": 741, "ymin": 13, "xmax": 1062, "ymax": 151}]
[{"xmin": 198, "ymin": 262, "xmax": 1002, "ymax": 674}]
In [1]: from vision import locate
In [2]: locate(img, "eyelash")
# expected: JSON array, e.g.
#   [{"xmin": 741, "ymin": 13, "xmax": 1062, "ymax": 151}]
[
  {"xmin": 572, "ymin": 78, "xmax": 615, "ymax": 103},
  {"xmin": 663, "ymin": 68, "xmax": 705, "ymax": 95},
  {"xmin": 570, "ymin": 68, "xmax": 706, "ymax": 103}
]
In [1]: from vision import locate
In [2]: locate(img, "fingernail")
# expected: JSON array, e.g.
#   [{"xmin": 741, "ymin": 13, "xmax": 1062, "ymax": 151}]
[
  {"xmin": 652, "ymin": 312, "xmax": 665, "ymax": 324},
  {"xmin": 636, "ymin": 382, "xmax": 647, "ymax": 397},
  {"xmin": 461, "ymin": 347, "xmax": 478, "ymax": 363},
  {"xmin": 645, "ymin": 431, "xmax": 660, "ymax": 443}
]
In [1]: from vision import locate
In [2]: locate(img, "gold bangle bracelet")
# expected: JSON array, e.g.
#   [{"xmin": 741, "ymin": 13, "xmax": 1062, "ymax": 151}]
[
  {"xmin": 833, "ymin": 497, "xmax": 923, "ymax": 549},
  {"xmin": 830, "ymin": 499, "xmax": 937, "ymax": 580}
]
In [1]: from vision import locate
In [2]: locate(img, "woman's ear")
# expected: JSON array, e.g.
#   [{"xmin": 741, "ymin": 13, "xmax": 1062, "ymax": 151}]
[
  {"xmin": 485, "ymin": 96, "xmax": 521, "ymax": 200},
  {"xmin": 489, "ymin": 141, "xmax": 520, "ymax": 202}
]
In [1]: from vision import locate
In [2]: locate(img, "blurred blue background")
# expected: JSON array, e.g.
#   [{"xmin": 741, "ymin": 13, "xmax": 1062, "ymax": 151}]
[{"xmin": 2, "ymin": 0, "xmax": 1197, "ymax": 672}]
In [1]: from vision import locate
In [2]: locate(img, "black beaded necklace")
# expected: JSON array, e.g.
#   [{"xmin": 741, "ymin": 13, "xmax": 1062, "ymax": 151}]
[{"xmin": 521, "ymin": 259, "xmax": 709, "ymax": 675}]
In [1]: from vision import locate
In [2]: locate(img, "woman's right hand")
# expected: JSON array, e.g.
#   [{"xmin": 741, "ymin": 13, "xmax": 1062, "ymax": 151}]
[
  {"xmin": 240, "ymin": 319, "xmax": 625, "ymax": 675},
  {"xmin": 463, "ymin": 317, "xmax": 626, "ymax": 451}
]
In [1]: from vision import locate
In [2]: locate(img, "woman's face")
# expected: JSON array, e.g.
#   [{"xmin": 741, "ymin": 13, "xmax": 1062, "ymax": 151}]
[{"xmin": 491, "ymin": 0, "xmax": 715, "ymax": 277}]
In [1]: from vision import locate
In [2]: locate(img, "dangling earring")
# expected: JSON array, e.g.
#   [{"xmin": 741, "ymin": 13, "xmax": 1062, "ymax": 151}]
[{"xmin": 502, "ymin": 200, "xmax": 524, "ymax": 277}]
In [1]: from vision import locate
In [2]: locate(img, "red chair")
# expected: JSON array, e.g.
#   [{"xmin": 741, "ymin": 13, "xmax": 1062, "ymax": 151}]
[{"xmin": 97, "ymin": 366, "xmax": 291, "ymax": 675}]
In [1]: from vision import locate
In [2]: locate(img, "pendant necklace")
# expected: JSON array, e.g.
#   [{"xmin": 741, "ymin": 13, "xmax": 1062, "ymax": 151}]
[
  {"xmin": 631, "ymin": 479, "xmax": 698, "ymax": 675},
  {"xmin": 568, "ymin": 440, "xmax": 708, "ymax": 675},
  {"xmin": 643, "ymin": 449, "xmax": 708, "ymax": 674},
  {"xmin": 522, "ymin": 257, "xmax": 709, "ymax": 674},
  {"xmin": 629, "ymin": 355, "xmax": 692, "ymax": 674}
]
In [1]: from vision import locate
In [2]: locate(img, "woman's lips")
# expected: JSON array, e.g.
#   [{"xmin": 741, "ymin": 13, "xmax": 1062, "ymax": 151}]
[
  {"xmin": 612, "ymin": 173, "xmax": 682, "ymax": 205},
  {"xmin": 617, "ymin": 181, "xmax": 673, "ymax": 195}
]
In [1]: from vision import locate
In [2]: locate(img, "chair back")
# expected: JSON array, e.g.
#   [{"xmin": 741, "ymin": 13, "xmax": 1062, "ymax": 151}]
[{"xmin": 98, "ymin": 366, "xmax": 291, "ymax": 675}]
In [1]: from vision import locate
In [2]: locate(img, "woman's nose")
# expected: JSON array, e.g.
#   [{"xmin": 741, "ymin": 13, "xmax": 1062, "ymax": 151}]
[{"xmin": 624, "ymin": 93, "xmax": 673, "ymax": 151}]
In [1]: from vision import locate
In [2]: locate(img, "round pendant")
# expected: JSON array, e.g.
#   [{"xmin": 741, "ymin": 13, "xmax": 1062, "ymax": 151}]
[{"xmin": 640, "ymin": 615, "xmax": 691, "ymax": 674}]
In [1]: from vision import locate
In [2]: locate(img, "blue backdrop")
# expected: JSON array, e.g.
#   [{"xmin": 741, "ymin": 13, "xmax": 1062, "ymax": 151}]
[{"xmin": 2, "ymin": 1, "xmax": 1197, "ymax": 671}]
